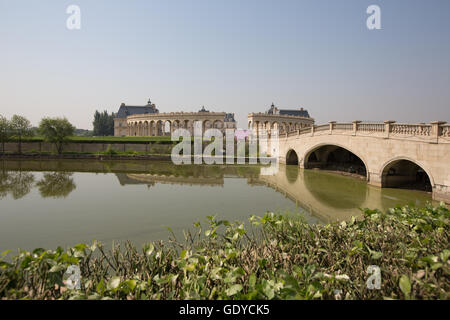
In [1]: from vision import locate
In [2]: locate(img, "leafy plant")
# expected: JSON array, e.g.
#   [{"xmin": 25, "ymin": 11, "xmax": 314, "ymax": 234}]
[{"xmin": 0, "ymin": 204, "xmax": 448, "ymax": 300}]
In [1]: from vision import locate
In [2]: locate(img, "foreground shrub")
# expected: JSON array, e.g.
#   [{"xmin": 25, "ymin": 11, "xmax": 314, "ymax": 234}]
[{"xmin": 0, "ymin": 204, "xmax": 448, "ymax": 300}]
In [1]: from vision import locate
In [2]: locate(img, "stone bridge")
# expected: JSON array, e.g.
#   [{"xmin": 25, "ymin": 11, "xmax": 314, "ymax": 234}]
[{"xmin": 276, "ymin": 121, "xmax": 450, "ymax": 203}]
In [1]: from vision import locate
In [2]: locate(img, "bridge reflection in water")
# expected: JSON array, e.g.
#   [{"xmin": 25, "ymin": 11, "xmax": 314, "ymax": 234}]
[
  {"xmin": 258, "ymin": 165, "xmax": 436, "ymax": 223},
  {"xmin": 113, "ymin": 162, "xmax": 436, "ymax": 224}
]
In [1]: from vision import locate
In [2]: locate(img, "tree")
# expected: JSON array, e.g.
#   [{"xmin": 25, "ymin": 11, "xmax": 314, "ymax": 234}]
[
  {"xmin": 39, "ymin": 117, "xmax": 75, "ymax": 154},
  {"xmin": 10, "ymin": 115, "xmax": 33, "ymax": 154},
  {"xmin": 93, "ymin": 110, "xmax": 115, "ymax": 136},
  {"xmin": 0, "ymin": 115, "xmax": 12, "ymax": 153}
]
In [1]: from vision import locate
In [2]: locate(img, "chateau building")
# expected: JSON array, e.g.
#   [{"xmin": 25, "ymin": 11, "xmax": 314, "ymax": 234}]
[
  {"xmin": 248, "ymin": 103, "xmax": 314, "ymax": 133},
  {"xmin": 114, "ymin": 99, "xmax": 236, "ymax": 137}
]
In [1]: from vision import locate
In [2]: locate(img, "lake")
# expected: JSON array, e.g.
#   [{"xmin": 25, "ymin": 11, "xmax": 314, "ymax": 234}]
[{"xmin": 0, "ymin": 159, "xmax": 435, "ymax": 253}]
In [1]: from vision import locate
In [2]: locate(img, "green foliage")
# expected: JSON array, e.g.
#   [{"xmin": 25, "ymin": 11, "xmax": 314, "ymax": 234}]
[
  {"xmin": 101, "ymin": 145, "xmax": 118, "ymax": 156},
  {"xmin": 93, "ymin": 110, "xmax": 115, "ymax": 136},
  {"xmin": 0, "ymin": 204, "xmax": 448, "ymax": 300},
  {"xmin": 74, "ymin": 129, "xmax": 93, "ymax": 137},
  {"xmin": 39, "ymin": 117, "xmax": 76, "ymax": 154},
  {"xmin": 10, "ymin": 115, "xmax": 33, "ymax": 153},
  {"xmin": 0, "ymin": 115, "xmax": 13, "ymax": 153}
]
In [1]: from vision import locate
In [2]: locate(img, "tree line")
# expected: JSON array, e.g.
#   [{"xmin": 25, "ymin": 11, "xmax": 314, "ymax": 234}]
[
  {"xmin": 93, "ymin": 110, "xmax": 115, "ymax": 136},
  {"xmin": 0, "ymin": 115, "xmax": 75, "ymax": 154},
  {"xmin": 0, "ymin": 110, "xmax": 116, "ymax": 154}
]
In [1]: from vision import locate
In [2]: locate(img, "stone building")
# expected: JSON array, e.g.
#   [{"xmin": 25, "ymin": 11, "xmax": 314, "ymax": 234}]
[
  {"xmin": 114, "ymin": 99, "xmax": 236, "ymax": 137},
  {"xmin": 248, "ymin": 103, "xmax": 314, "ymax": 133}
]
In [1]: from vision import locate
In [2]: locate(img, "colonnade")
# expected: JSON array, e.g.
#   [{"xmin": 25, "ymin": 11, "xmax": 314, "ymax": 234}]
[{"xmin": 127, "ymin": 119, "xmax": 228, "ymax": 137}]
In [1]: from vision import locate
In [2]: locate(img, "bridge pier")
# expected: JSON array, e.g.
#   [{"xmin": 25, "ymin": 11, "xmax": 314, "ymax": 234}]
[
  {"xmin": 432, "ymin": 186, "xmax": 450, "ymax": 203},
  {"xmin": 367, "ymin": 172, "xmax": 382, "ymax": 188}
]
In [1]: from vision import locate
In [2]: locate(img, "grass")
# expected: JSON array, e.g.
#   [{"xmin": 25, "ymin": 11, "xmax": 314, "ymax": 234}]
[{"xmin": 0, "ymin": 203, "xmax": 448, "ymax": 300}]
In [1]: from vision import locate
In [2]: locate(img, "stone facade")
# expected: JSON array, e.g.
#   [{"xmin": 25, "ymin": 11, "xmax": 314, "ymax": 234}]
[
  {"xmin": 114, "ymin": 100, "xmax": 236, "ymax": 136},
  {"xmin": 248, "ymin": 103, "xmax": 314, "ymax": 133}
]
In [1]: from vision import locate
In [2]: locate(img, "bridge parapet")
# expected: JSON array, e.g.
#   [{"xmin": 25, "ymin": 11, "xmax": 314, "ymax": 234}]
[
  {"xmin": 441, "ymin": 124, "xmax": 450, "ymax": 137},
  {"xmin": 283, "ymin": 121, "xmax": 449, "ymax": 144}
]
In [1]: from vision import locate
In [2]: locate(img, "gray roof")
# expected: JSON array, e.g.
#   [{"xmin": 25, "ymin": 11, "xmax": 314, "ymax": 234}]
[
  {"xmin": 116, "ymin": 103, "xmax": 159, "ymax": 118},
  {"xmin": 278, "ymin": 109, "xmax": 310, "ymax": 118},
  {"xmin": 266, "ymin": 103, "xmax": 311, "ymax": 118}
]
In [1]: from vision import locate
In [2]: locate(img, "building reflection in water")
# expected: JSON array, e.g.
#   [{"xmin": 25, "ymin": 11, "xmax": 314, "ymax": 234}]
[
  {"xmin": 0, "ymin": 159, "xmax": 435, "ymax": 223},
  {"xmin": 115, "ymin": 162, "xmax": 435, "ymax": 224}
]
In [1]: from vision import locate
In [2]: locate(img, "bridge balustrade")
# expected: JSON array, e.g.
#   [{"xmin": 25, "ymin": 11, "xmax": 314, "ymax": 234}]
[
  {"xmin": 391, "ymin": 123, "xmax": 432, "ymax": 136},
  {"xmin": 357, "ymin": 123, "xmax": 385, "ymax": 132},
  {"xmin": 282, "ymin": 121, "xmax": 448, "ymax": 142},
  {"xmin": 334, "ymin": 123, "xmax": 353, "ymax": 131},
  {"xmin": 440, "ymin": 125, "xmax": 450, "ymax": 137}
]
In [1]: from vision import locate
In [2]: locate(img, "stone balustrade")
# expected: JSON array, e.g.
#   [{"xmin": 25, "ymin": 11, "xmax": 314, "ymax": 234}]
[
  {"xmin": 357, "ymin": 123, "xmax": 385, "ymax": 132},
  {"xmin": 283, "ymin": 121, "xmax": 449, "ymax": 142},
  {"xmin": 391, "ymin": 123, "xmax": 432, "ymax": 136},
  {"xmin": 333, "ymin": 123, "xmax": 353, "ymax": 131},
  {"xmin": 441, "ymin": 125, "xmax": 450, "ymax": 137}
]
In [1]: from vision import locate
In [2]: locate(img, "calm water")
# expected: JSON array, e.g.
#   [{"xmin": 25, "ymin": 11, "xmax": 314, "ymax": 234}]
[{"xmin": 0, "ymin": 159, "xmax": 436, "ymax": 253}]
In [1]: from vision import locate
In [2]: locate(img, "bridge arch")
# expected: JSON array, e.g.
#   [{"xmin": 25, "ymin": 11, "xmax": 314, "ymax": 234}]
[
  {"xmin": 286, "ymin": 149, "xmax": 299, "ymax": 165},
  {"xmin": 303, "ymin": 143, "xmax": 368, "ymax": 179},
  {"xmin": 380, "ymin": 157, "xmax": 434, "ymax": 192}
]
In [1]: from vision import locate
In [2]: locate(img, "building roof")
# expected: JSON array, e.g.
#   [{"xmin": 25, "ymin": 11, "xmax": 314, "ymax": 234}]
[
  {"xmin": 278, "ymin": 109, "xmax": 310, "ymax": 118},
  {"xmin": 116, "ymin": 99, "xmax": 159, "ymax": 118},
  {"xmin": 224, "ymin": 113, "xmax": 235, "ymax": 122},
  {"xmin": 266, "ymin": 103, "xmax": 310, "ymax": 118}
]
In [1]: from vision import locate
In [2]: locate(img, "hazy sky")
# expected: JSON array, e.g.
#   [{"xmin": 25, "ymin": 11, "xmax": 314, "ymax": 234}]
[{"xmin": 1, "ymin": 0, "xmax": 449, "ymax": 129}]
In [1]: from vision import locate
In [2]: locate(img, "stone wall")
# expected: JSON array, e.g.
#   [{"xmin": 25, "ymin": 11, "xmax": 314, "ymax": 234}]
[{"xmin": 1, "ymin": 142, "xmax": 174, "ymax": 155}]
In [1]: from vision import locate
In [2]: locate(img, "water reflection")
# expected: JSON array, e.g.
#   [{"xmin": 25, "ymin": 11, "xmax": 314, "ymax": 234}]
[
  {"xmin": 0, "ymin": 159, "xmax": 439, "ymax": 253},
  {"xmin": 106, "ymin": 162, "xmax": 435, "ymax": 223},
  {"xmin": 36, "ymin": 172, "xmax": 76, "ymax": 198},
  {"xmin": 303, "ymin": 169, "xmax": 367, "ymax": 209},
  {"xmin": 0, "ymin": 159, "xmax": 436, "ymax": 224},
  {"xmin": 285, "ymin": 165, "xmax": 299, "ymax": 184},
  {"xmin": 0, "ymin": 167, "xmax": 76, "ymax": 199},
  {"xmin": 0, "ymin": 170, "xmax": 35, "ymax": 200},
  {"xmin": 258, "ymin": 164, "xmax": 435, "ymax": 222}
]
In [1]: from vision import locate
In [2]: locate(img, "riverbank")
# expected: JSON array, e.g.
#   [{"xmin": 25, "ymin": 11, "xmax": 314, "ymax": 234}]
[
  {"xmin": 0, "ymin": 152, "xmax": 172, "ymax": 161},
  {"xmin": 0, "ymin": 204, "xmax": 448, "ymax": 300},
  {"xmin": 0, "ymin": 153, "xmax": 274, "ymax": 164}
]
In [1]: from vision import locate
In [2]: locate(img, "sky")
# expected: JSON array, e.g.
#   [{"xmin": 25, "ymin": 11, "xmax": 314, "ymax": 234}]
[{"xmin": 0, "ymin": 0, "xmax": 449, "ymax": 129}]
